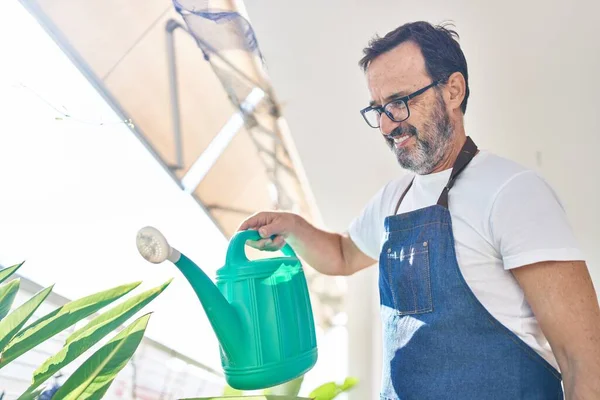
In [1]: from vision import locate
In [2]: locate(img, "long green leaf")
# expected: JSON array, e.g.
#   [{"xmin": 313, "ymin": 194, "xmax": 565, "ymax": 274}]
[
  {"xmin": 14, "ymin": 282, "xmax": 141, "ymax": 341},
  {"xmin": 30, "ymin": 279, "xmax": 171, "ymax": 389},
  {"xmin": 308, "ymin": 377, "xmax": 358, "ymax": 400},
  {"xmin": 0, "ymin": 262, "xmax": 24, "ymax": 285},
  {"xmin": 340, "ymin": 377, "xmax": 358, "ymax": 391},
  {"xmin": 66, "ymin": 279, "xmax": 170, "ymax": 345},
  {"xmin": 17, "ymin": 388, "xmax": 43, "ymax": 400},
  {"xmin": 52, "ymin": 313, "xmax": 151, "ymax": 400},
  {"xmin": 0, "ymin": 281, "xmax": 141, "ymax": 368},
  {"xmin": 0, "ymin": 279, "xmax": 20, "ymax": 320},
  {"xmin": 309, "ymin": 382, "xmax": 339, "ymax": 400},
  {"xmin": 0, "ymin": 285, "xmax": 53, "ymax": 354}
]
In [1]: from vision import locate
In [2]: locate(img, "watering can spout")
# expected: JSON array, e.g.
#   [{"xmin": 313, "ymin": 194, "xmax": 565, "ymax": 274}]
[
  {"xmin": 135, "ymin": 227, "xmax": 243, "ymax": 362},
  {"xmin": 170, "ymin": 252, "xmax": 244, "ymax": 362}
]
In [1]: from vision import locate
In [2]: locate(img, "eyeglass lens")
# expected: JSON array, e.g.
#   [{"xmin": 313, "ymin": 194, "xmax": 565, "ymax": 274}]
[{"xmin": 364, "ymin": 100, "xmax": 408, "ymax": 128}]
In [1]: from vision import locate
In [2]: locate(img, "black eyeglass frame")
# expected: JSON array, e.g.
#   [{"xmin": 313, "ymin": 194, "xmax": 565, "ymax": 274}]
[{"xmin": 360, "ymin": 80, "xmax": 442, "ymax": 129}]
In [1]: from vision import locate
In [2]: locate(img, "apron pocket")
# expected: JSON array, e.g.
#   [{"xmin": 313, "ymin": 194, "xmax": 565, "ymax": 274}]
[{"xmin": 385, "ymin": 240, "xmax": 432, "ymax": 315}]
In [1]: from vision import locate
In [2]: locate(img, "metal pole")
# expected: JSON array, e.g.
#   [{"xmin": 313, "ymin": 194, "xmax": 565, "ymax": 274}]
[
  {"xmin": 164, "ymin": 19, "xmax": 270, "ymax": 95},
  {"xmin": 166, "ymin": 20, "xmax": 184, "ymax": 170},
  {"xmin": 180, "ymin": 87, "xmax": 265, "ymax": 193}
]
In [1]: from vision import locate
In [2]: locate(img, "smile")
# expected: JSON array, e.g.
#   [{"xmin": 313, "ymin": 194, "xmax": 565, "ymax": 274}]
[{"xmin": 393, "ymin": 134, "xmax": 412, "ymax": 148}]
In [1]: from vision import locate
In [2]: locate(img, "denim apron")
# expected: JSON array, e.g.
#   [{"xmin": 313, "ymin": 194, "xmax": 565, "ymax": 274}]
[{"xmin": 379, "ymin": 137, "xmax": 563, "ymax": 399}]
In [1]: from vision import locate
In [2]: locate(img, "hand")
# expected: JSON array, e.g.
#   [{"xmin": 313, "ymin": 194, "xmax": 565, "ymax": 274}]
[{"xmin": 237, "ymin": 211, "xmax": 300, "ymax": 252}]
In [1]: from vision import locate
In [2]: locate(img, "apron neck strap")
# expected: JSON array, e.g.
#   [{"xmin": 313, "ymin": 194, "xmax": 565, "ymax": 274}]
[
  {"xmin": 394, "ymin": 179, "xmax": 414, "ymax": 215},
  {"xmin": 393, "ymin": 136, "xmax": 478, "ymax": 214},
  {"xmin": 436, "ymin": 136, "xmax": 478, "ymax": 208}
]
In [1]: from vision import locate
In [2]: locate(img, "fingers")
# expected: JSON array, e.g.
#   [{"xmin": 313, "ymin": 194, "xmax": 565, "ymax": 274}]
[
  {"xmin": 245, "ymin": 235, "xmax": 286, "ymax": 252},
  {"xmin": 237, "ymin": 211, "xmax": 272, "ymax": 232},
  {"xmin": 237, "ymin": 212, "xmax": 289, "ymax": 239},
  {"xmin": 237, "ymin": 212, "xmax": 264, "ymax": 231},
  {"xmin": 256, "ymin": 218, "xmax": 287, "ymax": 239},
  {"xmin": 271, "ymin": 235, "xmax": 286, "ymax": 248}
]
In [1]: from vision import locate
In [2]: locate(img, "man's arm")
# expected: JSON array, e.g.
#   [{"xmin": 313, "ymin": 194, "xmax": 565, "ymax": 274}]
[
  {"xmin": 511, "ymin": 260, "xmax": 600, "ymax": 399},
  {"xmin": 238, "ymin": 211, "xmax": 377, "ymax": 276}
]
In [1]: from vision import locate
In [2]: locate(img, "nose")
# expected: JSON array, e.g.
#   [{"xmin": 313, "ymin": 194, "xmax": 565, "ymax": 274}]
[{"xmin": 379, "ymin": 113, "xmax": 401, "ymax": 136}]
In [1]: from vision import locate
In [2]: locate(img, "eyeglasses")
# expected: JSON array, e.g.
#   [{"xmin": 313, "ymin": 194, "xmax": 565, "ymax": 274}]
[{"xmin": 360, "ymin": 80, "xmax": 441, "ymax": 129}]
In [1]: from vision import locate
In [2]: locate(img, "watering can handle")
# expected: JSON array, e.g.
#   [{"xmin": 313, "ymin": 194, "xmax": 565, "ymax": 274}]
[{"xmin": 226, "ymin": 229, "xmax": 298, "ymax": 266}]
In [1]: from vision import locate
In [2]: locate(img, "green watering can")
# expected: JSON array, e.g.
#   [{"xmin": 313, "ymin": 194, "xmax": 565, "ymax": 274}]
[{"xmin": 136, "ymin": 226, "xmax": 318, "ymax": 390}]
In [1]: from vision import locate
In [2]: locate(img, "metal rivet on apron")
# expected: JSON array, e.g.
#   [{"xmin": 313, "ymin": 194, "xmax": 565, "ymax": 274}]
[
  {"xmin": 387, "ymin": 248, "xmax": 392, "ymax": 253},
  {"xmin": 423, "ymin": 241, "xmax": 428, "ymax": 247}
]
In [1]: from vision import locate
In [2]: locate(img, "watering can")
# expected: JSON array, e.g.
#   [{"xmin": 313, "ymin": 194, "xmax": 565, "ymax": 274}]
[{"xmin": 135, "ymin": 227, "xmax": 318, "ymax": 390}]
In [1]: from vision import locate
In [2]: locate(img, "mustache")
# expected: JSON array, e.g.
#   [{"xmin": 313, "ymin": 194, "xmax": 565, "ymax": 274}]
[
  {"xmin": 389, "ymin": 125, "xmax": 418, "ymax": 138},
  {"xmin": 386, "ymin": 125, "xmax": 419, "ymax": 149}
]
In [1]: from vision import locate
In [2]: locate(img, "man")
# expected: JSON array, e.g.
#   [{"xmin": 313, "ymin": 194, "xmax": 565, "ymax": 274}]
[{"xmin": 238, "ymin": 22, "xmax": 600, "ymax": 399}]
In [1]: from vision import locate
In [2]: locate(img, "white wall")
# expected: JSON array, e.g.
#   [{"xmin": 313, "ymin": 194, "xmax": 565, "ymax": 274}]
[{"xmin": 242, "ymin": 0, "xmax": 600, "ymax": 397}]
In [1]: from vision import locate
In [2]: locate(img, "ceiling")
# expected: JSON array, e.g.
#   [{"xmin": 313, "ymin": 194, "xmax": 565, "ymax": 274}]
[{"xmin": 22, "ymin": 0, "xmax": 322, "ymax": 238}]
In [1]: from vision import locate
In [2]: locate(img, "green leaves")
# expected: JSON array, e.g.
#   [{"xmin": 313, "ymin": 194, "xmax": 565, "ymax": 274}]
[
  {"xmin": 0, "ymin": 281, "xmax": 141, "ymax": 368},
  {"xmin": 0, "ymin": 262, "xmax": 24, "ymax": 284},
  {"xmin": 340, "ymin": 377, "xmax": 358, "ymax": 391},
  {"xmin": 52, "ymin": 313, "xmax": 151, "ymax": 400},
  {"xmin": 66, "ymin": 279, "xmax": 170, "ymax": 345},
  {"xmin": 0, "ymin": 263, "xmax": 25, "ymax": 321},
  {"xmin": 29, "ymin": 280, "xmax": 171, "ymax": 389},
  {"xmin": 0, "ymin": 278, "xmax": 20, "ymax": 320},
  {"xmin": 308, "ymin": 377, "xmax": 359, "ymax": 400},
  {"xmin": 0, "ymin": 285, "xmax": 53, "ymax": 353},
  {"xmin": 0, "ymin": 259, "xmax": 171, "ymax": 399},
  {"xmin": 16, "ymin": 389, "xmax": 43, "ymax": 400}
]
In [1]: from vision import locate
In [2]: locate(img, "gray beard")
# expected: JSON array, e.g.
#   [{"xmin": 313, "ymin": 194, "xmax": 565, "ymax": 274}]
[{"xmin": 387, "ymin": 95, "xmax": 454, "ymax": 175}]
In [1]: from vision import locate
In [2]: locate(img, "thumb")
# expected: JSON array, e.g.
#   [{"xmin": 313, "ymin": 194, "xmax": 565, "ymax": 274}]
[{"xmin": 258, "ymin": 217, "xmax": 288, "ymax": 239}]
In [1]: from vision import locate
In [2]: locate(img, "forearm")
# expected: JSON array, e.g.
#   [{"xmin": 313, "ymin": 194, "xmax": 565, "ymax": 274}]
[
  {"xmin": 284, "ymin": 216, "xmax": 348, "ymax": 276},
  {"xmin": 512, "ymin": 261, "xmax": 600, "ymax": 399},
  {"xmin": 239, "ymin": 211, "xmax": 374, "ymax": 275},
  {"xmin": 561, "ymin": 355, "xmax": 600, "ymax": 399}
]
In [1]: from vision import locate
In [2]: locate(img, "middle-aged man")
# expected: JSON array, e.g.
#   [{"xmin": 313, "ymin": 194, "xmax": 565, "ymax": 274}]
[{"xmin": 238, "ymin": 21, "xmax": 600, "ymax": 399}]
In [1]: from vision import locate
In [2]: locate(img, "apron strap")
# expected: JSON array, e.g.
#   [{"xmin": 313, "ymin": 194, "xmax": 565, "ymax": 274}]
[
  {"xmin": 394, "ymin": 178, "xmax": 414, "ymax": 215},
  {"xmin": 393, "ymin": 136, "xmax": 478, "ymax": 214},
  {"xmin": 436, "ymin": 136, "xmax": 478, "ymax": 208}
]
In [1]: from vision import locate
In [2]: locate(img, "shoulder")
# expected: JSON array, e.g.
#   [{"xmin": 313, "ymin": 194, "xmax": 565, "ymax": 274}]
[
  {"xmin": 461, "ymin": 150, "xmax": 568, "ymax": 230},
  {"xmin": 451, "ymin": 150, "xmax": 566, "ymax": 235},
  {"xmin": 460, "ymin": 150, "xmax": 550, "ymax": 201},
  {"xmin": 464, "ymin": 150, "xmax": 532, "ymax": 186}
]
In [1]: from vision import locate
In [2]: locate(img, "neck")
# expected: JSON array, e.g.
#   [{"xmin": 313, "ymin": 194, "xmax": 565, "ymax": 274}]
[{"xmin": 430, "ymin": 129, "xmax": 468, "ymax": 174}]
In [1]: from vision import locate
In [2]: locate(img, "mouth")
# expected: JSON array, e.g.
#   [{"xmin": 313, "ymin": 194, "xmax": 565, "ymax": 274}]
[{"xmin": 392, "ymin": 134, "xmax": 413, "ymax": 148}]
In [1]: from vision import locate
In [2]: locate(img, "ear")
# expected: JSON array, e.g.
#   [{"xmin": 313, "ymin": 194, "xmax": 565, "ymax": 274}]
[{"xmin": 444, "ymin": 71, "xmax": 466, "ymax": 113}]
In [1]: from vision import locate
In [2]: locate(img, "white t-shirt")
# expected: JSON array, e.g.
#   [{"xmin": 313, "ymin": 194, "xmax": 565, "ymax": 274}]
[{"xmin": 348, "ymin": 149, "xmax": 585, "ymax": 370}]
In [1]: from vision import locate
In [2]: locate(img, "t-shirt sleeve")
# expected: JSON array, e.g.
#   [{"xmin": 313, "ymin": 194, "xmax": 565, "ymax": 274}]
[
  {"xmin": 347, "ymin": 184, "xmax": 390, "ymax": 260},
  {"xmin": 489, "ymin": 170, "xmax": 585, "ymax": 270}
]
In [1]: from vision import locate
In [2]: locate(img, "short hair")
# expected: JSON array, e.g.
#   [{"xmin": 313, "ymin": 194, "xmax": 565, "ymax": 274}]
[{"xmin": 359, "ymin": 21, "xmax": 470, "ymax": 113}]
